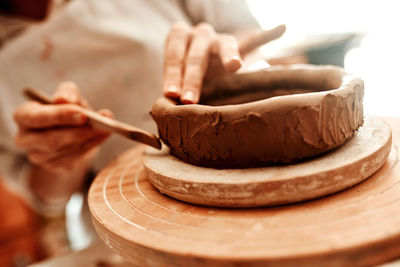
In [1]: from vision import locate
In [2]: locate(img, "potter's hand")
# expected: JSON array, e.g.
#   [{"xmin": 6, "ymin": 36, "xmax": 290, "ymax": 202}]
[
  {"xmin": 163, "ymin": 22, "xmax": 286, "ymax": 104},
  {"xmin": 14, "ymin": 82, "xmax": 112, "ymax": 173}
]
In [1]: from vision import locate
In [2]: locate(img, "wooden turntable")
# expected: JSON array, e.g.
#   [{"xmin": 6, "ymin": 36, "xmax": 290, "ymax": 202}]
[{"xmin": 89, "ymin": 116, "xmax": 400, "ymax": 266}]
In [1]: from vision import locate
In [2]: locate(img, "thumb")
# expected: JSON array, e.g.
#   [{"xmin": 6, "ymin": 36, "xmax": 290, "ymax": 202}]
[
  {"xmin": 52, "ymin": 81, "xmax": 88, "ymax": 107},
  {"xmin": 239, "ymin": 24, "xmax": 286, "ymax": 57},
  {"xmin": 97, "ymin": 108, "xmax": 114, "ymax": 119}
]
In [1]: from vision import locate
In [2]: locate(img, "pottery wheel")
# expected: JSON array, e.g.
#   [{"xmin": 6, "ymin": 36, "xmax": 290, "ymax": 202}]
[
  {"xmin": 89, "ymin": 117, "xmax": 400, "ymax": 266},
  {"xmin": 143, "ymin": 116, "xmax": 391, "ymax": 207}
]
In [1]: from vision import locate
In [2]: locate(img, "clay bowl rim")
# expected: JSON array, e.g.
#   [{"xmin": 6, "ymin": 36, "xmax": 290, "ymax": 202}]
[{"xmin": 154, "ymin": 64, "xmax": 363, "ymax": 117}]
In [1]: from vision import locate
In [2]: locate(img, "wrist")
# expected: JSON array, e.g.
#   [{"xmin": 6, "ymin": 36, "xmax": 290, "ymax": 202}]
[{"xmin": 28, "ymin": 160, "xmax": 91, "ymax": 216}]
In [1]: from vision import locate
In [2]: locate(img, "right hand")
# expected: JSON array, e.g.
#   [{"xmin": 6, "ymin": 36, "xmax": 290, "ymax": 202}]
[
  {"xmin": 163, "ymin": 23, "xmax": 286, "ymax": 104},
  {"xmin": 14, "ymin": 82, "xmax": 112, "ymax": 173}
]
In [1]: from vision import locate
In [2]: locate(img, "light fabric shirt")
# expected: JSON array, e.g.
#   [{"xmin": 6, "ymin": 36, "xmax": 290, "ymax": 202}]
[{"xmin": 0, "ymin": 0, "xmax": 259, "ymax": 185}]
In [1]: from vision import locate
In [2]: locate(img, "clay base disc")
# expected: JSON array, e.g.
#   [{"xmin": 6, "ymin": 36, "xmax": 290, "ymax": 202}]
[
  {"xmin": 143, "ymin": 116, "xmax": 391, "ymax": 207},
  {"xmin": 89, "ymin": 117, "xmax": 400, "ymax": 266}
]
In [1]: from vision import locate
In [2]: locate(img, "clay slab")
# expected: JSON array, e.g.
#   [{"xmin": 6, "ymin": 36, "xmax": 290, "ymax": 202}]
[{"xmin": 144, "ymin": 116, "xmax": 391, "ymax": 207}]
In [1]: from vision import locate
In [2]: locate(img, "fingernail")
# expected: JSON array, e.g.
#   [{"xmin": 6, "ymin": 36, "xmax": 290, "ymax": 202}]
[
  {"xmin": 231, "ymin": 55, "xmax": 241, "ymax": 64},
  {"xmin": 226, "ymin": 56, "xmax": 242, "ymax": 72},
  {"xmin": 182, "ymin": 91, "xmax": 195, "ymax": 104},
  {"xmin": 73, "ymin": 113, "xmax": 86, "ymax": 123},
  {"xmin": 53, "ymin": 97, "xmax": 68, "ymax": 104},
  {"xmin": 167, "ymin": 85, "xmax": 178, "ymax": 94},
  {"xmin": 165, "ymin": 85, "xmax": 180, "ymax": 98}
]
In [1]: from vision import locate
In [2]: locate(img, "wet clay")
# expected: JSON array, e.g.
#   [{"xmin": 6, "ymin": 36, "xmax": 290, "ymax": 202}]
[{"xmin": 151, "ymin": 65, "xmax": 364, "ymax": 168}]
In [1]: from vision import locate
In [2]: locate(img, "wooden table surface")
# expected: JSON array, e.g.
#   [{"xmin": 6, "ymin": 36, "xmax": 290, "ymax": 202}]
[{"xmin": 88, "ymin": 116, "xmax": 400, "ymax": 267}]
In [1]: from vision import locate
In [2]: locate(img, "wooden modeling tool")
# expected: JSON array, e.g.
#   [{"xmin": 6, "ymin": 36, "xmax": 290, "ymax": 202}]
[{"xmin": 23, "ymin": 87, "xmax": 161, "ymax": 150}]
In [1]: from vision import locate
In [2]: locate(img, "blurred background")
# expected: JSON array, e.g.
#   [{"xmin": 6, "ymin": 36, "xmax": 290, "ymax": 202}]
[
  {"xmin": 248, "ymin": 0, "xmax": 400, "ymax": 117},
  {"xmin": 2, "ymin": 0, "xmax": 399, "ymax": 117}
]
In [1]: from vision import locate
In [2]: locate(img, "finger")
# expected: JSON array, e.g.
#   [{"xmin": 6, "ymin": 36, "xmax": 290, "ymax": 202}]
[
  {"xmin": 181, "ymin": 23, "xmax": 216, "ymax": 104},
  {"xmin": 239, "ymin": 24, "xmax": 286, "ymax": 57},
  {"xmin": 15, "ymin": 126, "xmax": 109, "ymax": 152},
  {"xmin": 28, "ymin": 135, "xmax": 107, "ymax": 171},
  {"xmin": 163, "ymin": 22, "xmax": 191, "ymax": 98},
  {"xmin": 53, "ymin": 81, "xmax": 92, "ymax": 108},
  {"xmin": 53, "ymin": 81, "xmax": 80, "ymax": 104},
  {"xmin": 217, "ymin": 34, "xmax": 242, "ymax": 73},
  {"xmin": 13, "ymin": 101, "xmax": 87, "ymax": 129}
]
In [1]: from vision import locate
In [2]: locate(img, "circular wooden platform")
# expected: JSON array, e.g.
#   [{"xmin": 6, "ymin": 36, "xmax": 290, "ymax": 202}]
[
  {"xmin": 143, "ymin": 117, "xmax": 391, "ymax": 207},
  {"xmin": 89, "ymin": 117, "xmax": 400, "ymax": 266}
]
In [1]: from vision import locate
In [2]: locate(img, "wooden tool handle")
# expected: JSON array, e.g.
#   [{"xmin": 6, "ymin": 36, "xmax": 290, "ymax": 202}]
[{"xmin": 23, "ymin": 88, "xmax": 161, "ymax": 150}]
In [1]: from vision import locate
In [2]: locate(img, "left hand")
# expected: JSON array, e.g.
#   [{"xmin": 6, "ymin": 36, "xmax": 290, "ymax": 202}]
[
  {"xmin": 14, "ymin": 82, "xmax": 112, "ymax": 173},
  {"xmin": 163, "ymin": 22, "xmax": 286, "ymax": 104}
]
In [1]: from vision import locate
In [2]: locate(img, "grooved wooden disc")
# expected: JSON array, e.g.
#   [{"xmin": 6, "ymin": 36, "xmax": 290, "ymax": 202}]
[
  {"xmin": 143, "ymin": 117, "xmax": 391, "ymax": 207},
  {"xmin": 89, "ymin": 117, "xmax": 400, "ymax": 267}
]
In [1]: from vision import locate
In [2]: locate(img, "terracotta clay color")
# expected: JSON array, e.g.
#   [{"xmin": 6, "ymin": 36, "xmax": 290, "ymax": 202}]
[
  {"xmin": 88, "ymin": 117, "xmax": 400, "ymax": 267},
  {"xmin": 143, "ymin": 117, "xmax": 391, "ymax": 207},
  {"xmin": 151, "ymin": 65, "xmax": 364, "ymax": 168}
]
